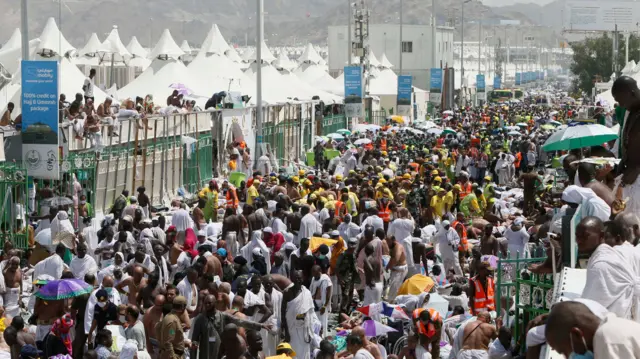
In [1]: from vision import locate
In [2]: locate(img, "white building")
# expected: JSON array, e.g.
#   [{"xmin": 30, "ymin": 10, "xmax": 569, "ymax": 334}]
[{"xmin": 328, "ymin": 24, "xmax": 454, "ymax": 89}]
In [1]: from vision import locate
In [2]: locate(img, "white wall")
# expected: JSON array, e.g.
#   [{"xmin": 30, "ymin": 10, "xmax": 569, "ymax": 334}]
[{"xmin": 328, "ymin": 24, "xmax": 454, "ymax": 88}]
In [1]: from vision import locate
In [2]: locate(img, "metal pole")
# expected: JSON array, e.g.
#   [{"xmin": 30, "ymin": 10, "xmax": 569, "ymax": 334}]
[
  {"xmin": 432, "ymin": 0, "xmax": 436, "ymax": 69},
  {"xmin": 256, "ymin": 0, "xmax": 264, "ymax": 163},
  {"xmin": 625, "ymin": 31, "xmax": 630, "ymax": 64},
  {"xmin": 347, "ymin": 0, "xmax": 352, "ymax": 65},
  {"xmin": 399, "ymin": 0, "xmax": 403, "ymax": 75},
  {"xmin": 478, "ymin": 19, "xmax": 481, "ymax": 74},
  {"xmin": 21, "ymin": 0, "xmax": 29, "ymax": 61},
  {"xmin": 461, "ymin": 0, "xmax": 465, "ymax": 91},
  {"xmin": 58, "ymin": 0, "xmax": 62, "ymax": 59}
]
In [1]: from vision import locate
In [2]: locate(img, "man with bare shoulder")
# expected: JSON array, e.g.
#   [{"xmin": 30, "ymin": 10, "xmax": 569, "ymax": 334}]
[{"xmin": 458, "ymin": 312, "xmax": 501, "ymax": 358}]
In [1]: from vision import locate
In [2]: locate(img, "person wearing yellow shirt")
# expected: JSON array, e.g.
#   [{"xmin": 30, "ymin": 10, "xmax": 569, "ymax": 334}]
[
  {"xmin": 445, "ymin": 184, "xmax": 460, "ymax": 214},
  {"xmin": 247, "ymin": 180, "xmax": 260, "ymax": 206},
  {"xmin": 228, "ymin": 154, "xmax": 238, "ymax": 172},
  {"xmin": 199, "ymin": 180, "xmax": 219, "ymax": 222},
  {"xmin": 430, "ymin": 187, "xmax": 448, "ymax": 220}
]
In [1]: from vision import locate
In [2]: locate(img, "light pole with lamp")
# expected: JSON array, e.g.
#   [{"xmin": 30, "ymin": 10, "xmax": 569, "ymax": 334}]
[{"xmin": 461, "ymin": 0, "xmax": 473, "ymax": 92}]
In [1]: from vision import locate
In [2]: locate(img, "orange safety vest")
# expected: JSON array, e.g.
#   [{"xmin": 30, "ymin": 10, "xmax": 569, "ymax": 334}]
[
  {"xmin": 437, "ymin": 138, "xmax": 444, "ymax": 148},
  {"xmin": 335, "ymin": 200, "xmax": 347, "ymax": 218},
  {"xmin": 452, "ymin": 220, "xmax": 468, "ymax": 252},
  {"xmin": 378, "ymin": 202, "xmax": 391, "ymax": 223},
  {"xmin": 514, "ymin": 152, "xmax": 522, "ymax": 168},
  {"xmin": 225, "ymin": 187, "xmax": 238, "ymax": 209},
  {"xmin": 458, "ymin": 182, "xmax": 472, "ymax": 199},
  {"xmin": 380, "ymin": 138, "xmax": 387, "ymax": 151},
  {"xmin": 471, "ymin": 276, "xmax": 495, "ymax": 314},
  {"xmin": 412, "ymin": 308, "xmax": 442, "ymax": 338}
]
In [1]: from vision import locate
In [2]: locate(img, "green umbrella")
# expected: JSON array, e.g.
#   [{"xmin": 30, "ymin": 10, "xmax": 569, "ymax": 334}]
[
  {"xmin": 336, "ymin": 129, "xmax": 352, "ymax": 136},
  {"xmin": 443, "ymin": 127, "xmax": 457, "ymax": 135},
  {"xmin": 542, "ymin": 124, "xmax": 618, "ymax": 152}
]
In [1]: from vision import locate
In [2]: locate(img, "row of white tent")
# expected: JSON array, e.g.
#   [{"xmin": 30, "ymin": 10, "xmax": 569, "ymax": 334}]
[{"xmin": 0, "ymin": 17, "xmax": 419, "ymax": 114}]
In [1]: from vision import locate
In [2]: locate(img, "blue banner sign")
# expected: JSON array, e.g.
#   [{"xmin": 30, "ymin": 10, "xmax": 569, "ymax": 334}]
[
  {"xmin": 344, "ymin": 66, "xmax": 363, "ymax": 118},
  {"xmin": 397, "ymin": 75, "xmax": 412, "ymax": 116}
]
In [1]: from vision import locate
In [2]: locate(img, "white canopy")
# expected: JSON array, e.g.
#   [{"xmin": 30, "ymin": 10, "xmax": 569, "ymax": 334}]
[
  {"xmin": 244, "ymin": 63, "xmax": 301, "ymax": 103},
  {"xmin": 199, "ymin": 24, "xmax": 230, "ymax": 56},
  {"xmin": 126, "ymin": 36, "xmax": 148, "ymax": 58},
  {"xmin": 241, "ymin": 48, "xmax": 254, "ymax": 62},
  {"xmin": 272, "ymin": 50, "xmax": 297, "ymax": 71},
  {"xmin": 380, "ymin": 53, "xmax": 394, "ymax": 69},
  {"xmin": 0, "ymin": 39, "xmax": 41, "ymax": 74},
  {"xmin": 252, "ymin": 41, "xmax": 276, "ymax": 63},
  {"xmin": 148, "ymin": 29, "xmax": 184, "ymax": 59},
  {"xmin": 368, "ymin": 51, "xmax": 381, "ymax": 68},
  {"xmin": 79, "ymin": 33, "xmax": 106, "ymax": 56},
  {"xmin": 118, "ymin": 58, "xmax": 198, "ymax": 103},
  {"xmin": 101, "ymin": 27, "xmax": 131, "ymax": 58},
  {"xmin": 278, "ymin": 69, "xmax": 341, "ymax": 103},
  {"xmin": 180, "ymin": 40, "xmax": 192, "ymax": 54},
  {"xmin": 297, "ymin": 43, "xmax": 323, "ymax": 64},
  {"xmin": 1, "ymin": 29, "xmax": 21, "ymax": 52},
  {"xmin": 226, "ymin": 47, "xmax": 243, "ymax": 63},
  {"xmin": 37, "ymin": 17, "xmax": 75, "ymax": 55},
  {"xmin": 187, "ymin": 52, "xmax": 255, "ymax": 100},
  {"xmin": 294, "ymin": 63, "xmax": 343, "ymax": 96}
]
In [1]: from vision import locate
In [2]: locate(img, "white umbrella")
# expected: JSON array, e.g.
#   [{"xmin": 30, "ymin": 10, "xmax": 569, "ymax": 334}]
[
  {"xmin": 508, "ymin": 131, "xmax": 522, "ymax": 136},
  {"xmin": 407, "ymin": 128, "xmax": 425, "ymax": 135},
  {"xmin": 353, "ymin": 124, "xmax": 380, "ymax": 133},
  {"xmin": 505, "ymin": 126, "xmax": 519, "ymax": 131},
  {"xmin": 354, "ymin": 138, "xmax": 372, "ymax": 145},
  {"xmin": 326, "ymin": 133, "xmax": 345, "ymax": 140},
  {"xmin": 416, "ymin": 120, "xmax": 437, "ymax": 129},
  {"xmin": 427, "ymin": 128, "xmax": 443, "ymax": 136},
  {"xmin": 442, "ymin": 110, "xmax": 454, "ymax": 115}
]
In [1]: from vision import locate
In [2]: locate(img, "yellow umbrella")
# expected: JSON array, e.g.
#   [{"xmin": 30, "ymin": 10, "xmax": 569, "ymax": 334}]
[
  {"xmin": 310, "ymin": 237, "xmax": 338, "ymax": 252},
  {"xmin": 397, "ymin": 274, "xmax": 435, "ymax": 295},
  {"xmin": 390, "ymin": 116, "xmax": 405, "ymax": 124}
]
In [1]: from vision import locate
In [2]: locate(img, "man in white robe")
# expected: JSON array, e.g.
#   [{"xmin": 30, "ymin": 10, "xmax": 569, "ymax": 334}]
[
  {"xmin": 264, "ymin": 275, "xmax": 283, "ymax": 357},
  {"xmin": 69, "ymin": 243, "xmax": 99, "ymax": 280},
  {"xmin": 177, "ymin": 268, "xmax": 199, "ymax": 314},
  {"xmin": 33, "ymin": 244, "xmax": 68, "ymax": 280},
  {"xmin": 309, "ymin": 265, "xmax": 332, "ymax": 336},
  {"xmin": 435, "ymin": 220, "xmax": 462, "ymax": 276},
  {"xmin": 283, "ymin": 271, "xmax": 315, "ymax": 359},
  {"xmin": 562, "ymin": 185, "xmax": 611, "ymax": 223},
  {"xmin": 577, "ymin": 217, "xmax": 639, "ymax": 320},
  {"xmin": 338, "ymin": 214, "xmax": 361, "ymax": 241},
  {"xmin": 241, "ymin": 231, "xmax": 271, "ymax": 274},
  {"xmin": 50, "ymin": 211, "xmax": 74, "ymax": 240},
  {"xmin": 299, "ymin": 206, "xmax": 322, "ymax": 243}
]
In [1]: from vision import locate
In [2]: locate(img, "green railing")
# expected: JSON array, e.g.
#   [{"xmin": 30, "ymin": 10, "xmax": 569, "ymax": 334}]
[
  {"xmin": 0, "ymin": 163, "xmax": 28, "ymax": 249},
  {"xmin": 321, "ymin": 115, "xmax": 348, "ymax": 135},
  {"xmin": 303, "ymin": 117, "xmax": 313, "ymax": 152},
  {"xmin": 183, "ymin": 134, "xmax": 214, "ymax": 194},
  {"xmin": 495, "ymin": 253, "xmax": 552, "ymax": 352},
  {"xmin": 263, "ymin": 119, "xmax": 305, "ymax": 167},
  {"xmin": 365, "ymin": 110, "xmax": 387, "ymax": 126}
]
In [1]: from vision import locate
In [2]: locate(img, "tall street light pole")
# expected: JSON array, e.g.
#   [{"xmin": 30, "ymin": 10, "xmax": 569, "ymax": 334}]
[
  {"xmin": 432, "ymin": 0, "xmax": 437, "ymax": 69},
  {"xmin": 256, "ymin": 0, "xmax": 264, "ymax": 164},
  {"xmin": 21, "ymin": 0, "xmax": 29, "ymax": 60},
  {"xmin": 347, "ymin": 0, "xmax": 351, "ymax": 65},
  {"xmin": 400, "ymin": 0, "xmax": 403, "ymax": 75},
  {"xmin": 461, "ymin": 0, "xmax": 472, "ymax": 91}
]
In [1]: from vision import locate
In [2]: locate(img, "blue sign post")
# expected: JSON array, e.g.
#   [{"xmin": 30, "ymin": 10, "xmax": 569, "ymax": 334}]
[
  {"xmin": 476, "ymin": 74, "xmax": 486, "ymax": 102},
  {"xmin": 429, "ymin": 68, "xmax": 443, "ymax": 104},
  {"xmin": 397, "ymin": 75, "xmax": 412, "ymax": 116},
  {"xmin": 493, "ymin": 76, "xmax": 501, "ymax": 90},
  {"xmin": 515, "ymin": 72, "xmax": 521, "ymax": 86},
  {"xmin": 343, "ymin": 66, "xmax": 363, "ymax": 118},
  {"xmin": 21, "ymin": 60, "xmax": 59, "ymax": 179}
]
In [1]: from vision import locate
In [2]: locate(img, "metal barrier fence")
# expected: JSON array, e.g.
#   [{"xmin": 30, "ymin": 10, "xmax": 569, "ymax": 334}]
[
  {"xmin": 495, "ymin": 253, "xmax": 552, "ymax": 352},
  {"xmin": 261, "ymin": 104, "xmax": 314, "ymax": 168},
  {"xmin": 366, "ymin": 110, "xmax": 387, "ymax": 126},
  {"xmin": 0, "ymin": 163, "xmax": 29, "ymax": 249},
  {"xmin": 320, "ymin": 115, "xmax": 348, "ymax": 135}
]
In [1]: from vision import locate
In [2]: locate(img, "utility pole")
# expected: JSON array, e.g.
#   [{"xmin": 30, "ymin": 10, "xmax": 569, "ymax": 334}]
[
  {"xmin": 255, "ymin": 0, "xmax": 264, "ymax": 164},
  {"xmin": 347, "ymin": 0, "xmax": 352, "ymax": 65},
  {"xmin": 399, "ymin": 0, "xmax": 403, "ymax": 75},
  {"xmin": 21, "ymin": 0, "xmax": 28, "ymax": 61},
  {"xmin": 431, "ymin": 0, "xmax": 437, "ymax": 69},
  {"xmin": 478, "ymin": 17, "xmax": 482, "ymax": 74}
]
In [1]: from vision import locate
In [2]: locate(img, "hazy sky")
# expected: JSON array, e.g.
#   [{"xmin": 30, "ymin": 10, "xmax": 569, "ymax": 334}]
[{"xmin": 483, "ymin": 0, "xmax": 556, "ymax": 6}]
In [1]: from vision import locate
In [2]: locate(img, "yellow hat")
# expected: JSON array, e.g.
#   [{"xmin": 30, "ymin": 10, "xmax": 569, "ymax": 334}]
[
  {"xmin": 378, "ymin": 178, "xmax": 387, "ymax": 184},
  {"xmin": 298, "ymin": 170, "xmax": 305, "ymax": 176},
  {"xmin": 454, "ymin": 184, "xmax": 462, "ymax": 191},
  {"xmin": 431, "ymin": 169, "xmax": 439, "ymax": 175},
  {"xmin": 276, "ymin": 343, "xmax": 296, "ymax": 357},
  {"xmin": 399, "ymin": 189, "xmax": 408, "ymax": 195},
  {"xmin": 292, "ymin": 176, "xmax": 300, "ymax": 183},
  {"xmin": 434, "ymin": 176, "xmax": 442, "ymax": 183},
  {"xmin": 382, "ymin": 151, "xmax": 388, "ymax": 156},
  {"xmin": 309, "ymin": 194, "xmax": 317, "ymax": 200},
  {"xmin": 304, "ymin": 179, "xmax": 312, "ymax": 186},
  {"xmin": 253, "ymin": 180, "xmax": 261, "ymax": 186},
  {"xmin": 484, "ymin": 175, "xmax": 492, "ymax": 181},
  {"xmin": 349, "ymin": 170, "xmax": 356, "ymax": 175},
  {"xmin": 336, "ymin": 174, "xmax": 343, "ymax": 181},
  {"xmin": 403, "ymin": 173, "xmax": 411, "ymax": 180}
]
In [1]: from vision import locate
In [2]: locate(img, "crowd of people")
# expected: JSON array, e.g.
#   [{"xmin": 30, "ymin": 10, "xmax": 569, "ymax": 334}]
[{"xmin": 3, "ymin": 80, "xmax": 640, "ymax": 359}]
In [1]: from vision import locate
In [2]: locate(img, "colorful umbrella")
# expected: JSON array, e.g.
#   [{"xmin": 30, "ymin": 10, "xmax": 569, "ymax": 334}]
[
  {"xmin": 397, "ymin": 274, "xmax": 435, "ymax": 295},
  {"xmin": 361, "ymin": 319, "xmax": 398, "ymax": 337},
  {"xmin": 389, "ymin": 116, "xmax": 405, "ymax": 124},
  {"xmin": 542, "ymin": 124, "xmax": 618, "ymax": 152},
  {"xmin": 357, "ymin": 302, "xmax": 410, "ymax": 320},
  {"xmin": 443, "ymin": 128, "xmax": 457, "ymax": 135},
  {"xmin": 35, "ymin": 279, "xmax": 93, "ymax": 300},
  {"xmin": 169, "ymin": 83, "xmax": 193, "ymax": 96},
  {"xmin": 310, "ymin": 237, "xmax": 338, "ymax": 252},
  {"xmin": 336, "ymin": 129, "xmax": 352, "ymax": 136}
]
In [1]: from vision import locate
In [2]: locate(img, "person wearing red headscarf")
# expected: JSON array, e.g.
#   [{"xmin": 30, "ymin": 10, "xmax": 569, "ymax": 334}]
[
  {"xmin": 45, "ymin": 313, "xmax": 74, "ymax": 357},
  {"xmin": 263, "ymin": 227, "xmax": 285, "ymax": 264}
]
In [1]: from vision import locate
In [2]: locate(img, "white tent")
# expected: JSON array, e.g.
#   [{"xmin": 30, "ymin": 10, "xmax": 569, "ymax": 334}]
[
  {"xmin": 118, "ymin": 58, "xmax": 199, "ymax": 104},
  {"xmin": 148, "ymin": 29, "xmax": 184, "ymax": 59},
  {"xmin": 248, "ymin": 41, "xmax": 276, "ymax": 64},
  {"xmin": 294, "ymin": 63, "xmax": 343, "ymax": 96},
  {"xmin": 3, "ymin": 57, "xmax": 107, "ymax": 115},
  {"xmin": 126, "ymin": 36, "xmax": 148, "ymax": 58},
  {"xmin": 226, "ymin": 47, "xmax": 243, "ymax": 63},
  {"xmin": 187, "ymin": 52, "xmax": 256, "ymax": 101},
  {"xmin": 101, "ymin": 27, "xmax": 131, "ymax": 60},
  {"xmin": 1, "ymin": 29, "xmax": 21, "ymax": 52},
  {"xmin": 272, "ymin": 50, "xmax": 297, "ymax": 71},
  {"xmin": 297, "ymin": 43, "xmax": 323, "ymax": 64},
  {"xmin": 0, "ymin": 39, "xmax": 41, "ymax": 74},
  {"xmin": 180, "ymin": 40, "xmax": 192, "ymax": 54},
  {"xmin": 245, "ymin": 63, "xmax": 302, "ymax": 103},
  {"xmin": 37, "ymin": 17, "xmax": 75, "ymax": 55},
  {"xmin": 199, "ymin": 24, "xmax": 230, "ymax": 56},
  {"xmin": 368, "ymin": 51, "xmax": 381, "ymax": 68},
  {"xmin": 278, "ymin": 69, "xmax": 341, "ymax": 103},
  {"xmin": 380, "ymin": 53, "xmax": 394, "ymax": 69},
  {"xmin": 79, "ymin": 33, "xmax": 106, "ymax": 56},
  {"xmin": 241, "ymin": 48, "xmax": 254, "ymax": 62}
]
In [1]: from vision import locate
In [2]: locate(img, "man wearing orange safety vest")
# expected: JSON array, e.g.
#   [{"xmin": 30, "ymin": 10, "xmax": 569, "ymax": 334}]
[
  {"xmin": 458, "ymin": 173, "xmax": 473, "ymax": 200},
  {"xmin": 452, "ymin": 212, "xmax": 469, "ymax": 274},
  {"xmin": 412, "ymin": 306, "xmax": 442, "ymax": 359},
  {"xmin": 468, "ymin": 261, "xmax": 496, "ymax": 315},
  {"xmin": 221, "ymin": 180, "xmax": 239, "ymax": 209},
  {"xmin": 377, "ymin": 197, "xmax": 392, "ymax": 231}
]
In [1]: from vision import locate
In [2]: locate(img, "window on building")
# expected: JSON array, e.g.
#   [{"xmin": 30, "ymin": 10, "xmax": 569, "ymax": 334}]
[{"xmin": 402, "ymin": 41, "xmax": 413, "ymax": 53}]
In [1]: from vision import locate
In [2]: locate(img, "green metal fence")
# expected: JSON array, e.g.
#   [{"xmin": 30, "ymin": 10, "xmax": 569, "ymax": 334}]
[
  {"xmin": 0, "ymin": 163, "xmax": 28, "ymax": 249},
  {"xmin": 320, "ymin": 115, "xmax": 348, "ymax": 135},
  {"xmin": 365, "ymin": 110, "xmax": 387, "ymax": 126},
  {"xmin": 495, "ymin": 253, "xmax": 552, "ymax": 352},
  {"xmin": 183, "ymin": 133, "xmax": 214, "ymax": 195}
]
